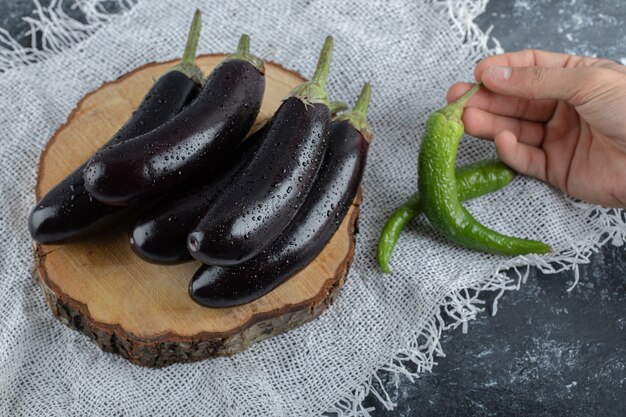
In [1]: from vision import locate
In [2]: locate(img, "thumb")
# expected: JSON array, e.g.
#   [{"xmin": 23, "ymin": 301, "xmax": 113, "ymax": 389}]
[{"xmin": 481, "ymin": 65, "xmax": 601, "ymax": 104}]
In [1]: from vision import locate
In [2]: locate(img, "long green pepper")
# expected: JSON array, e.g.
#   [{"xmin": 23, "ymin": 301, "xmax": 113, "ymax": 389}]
[
  {"xmin": 377, "ymin": 160, "xmax": 517, "ymax": 272},
  {"xmin": 418, "ymin": 85, "xmax": 551, "ymax": 256}
]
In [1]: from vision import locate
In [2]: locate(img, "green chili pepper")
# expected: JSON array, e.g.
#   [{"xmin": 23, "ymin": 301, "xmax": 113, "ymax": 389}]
[
  {"xmin": 377, "ymin": 160, "xmax": 516, "ymax": 272},
  {"xmin": 417, "ymin": 84, "xmax": 551, "ymax": 256}
]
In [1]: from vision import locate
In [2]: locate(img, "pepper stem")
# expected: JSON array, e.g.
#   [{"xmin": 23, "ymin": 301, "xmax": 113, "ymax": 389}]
[
  {"xmin": 228, "ymin": 34, "xmax": 264, "ymax": 72},
  {"xmin": 170, "ymin": 9, "xmax": 203, "ymax": 84},
  {"xmin": 454, "ymin": 83, "xmax": 481, "ymax": 108},
  {"xmin": 288, "ymin": 36, "xmax": 333, "ymax": 107},
  {"xmin": 337, "ymin": 82, "xmax": 373, "ymax": 141},
  {"xmin": 440, "ymin": 83, "xmax": 481, "ymax": 121}
]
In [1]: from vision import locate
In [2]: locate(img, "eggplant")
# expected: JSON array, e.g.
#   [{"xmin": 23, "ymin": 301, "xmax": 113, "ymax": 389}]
[
  {"xmin": 189, "ymin": 83, "xmax": 372, "ymax": 307},
  {"xmin": 129, "ymin": 125, "xmax": 266, "ymax": 263},
  {"xmin": 187, "ymin": 36, "xmax": 335, "ymax": 266},
  {"xmin": 83, "ymin": 35, "xmax": 265, "ymax": 206},
  {"xmin": 127, "ymin": 102, "xmax": 351, "ymax": 264},
  {"xmin": 28, "ymin": 10, "xmax": 204, "ymax": 244}
]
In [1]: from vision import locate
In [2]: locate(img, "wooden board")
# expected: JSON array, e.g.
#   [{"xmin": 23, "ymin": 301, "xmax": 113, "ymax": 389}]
[{"xmin": 34, "ymin": 55, "xmax": 361, "ymax": 367}]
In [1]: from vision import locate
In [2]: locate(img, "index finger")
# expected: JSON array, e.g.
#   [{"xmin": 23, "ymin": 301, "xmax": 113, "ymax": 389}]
[{"xmin": 475, "ymin": 50, "xmax": 575, "ymax": 82}]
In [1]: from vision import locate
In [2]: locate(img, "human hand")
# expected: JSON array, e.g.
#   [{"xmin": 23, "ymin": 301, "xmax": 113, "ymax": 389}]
[{"xmin": 447, "ymin": 50, "xmax": 626, "ymax": 208}]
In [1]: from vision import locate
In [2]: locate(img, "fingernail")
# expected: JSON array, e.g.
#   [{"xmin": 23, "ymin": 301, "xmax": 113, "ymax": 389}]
[{"xmin": 489, "ymin": 66, "xmax": 511, "ymax": 81}]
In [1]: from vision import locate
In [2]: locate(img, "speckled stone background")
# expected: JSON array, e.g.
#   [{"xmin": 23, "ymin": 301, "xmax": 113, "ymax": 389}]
[
  {"xmin": 362, "ymin": 1, "xmax": 626, "ymax": 415},
  {"xmin": 1, "ymin": 1, "xmax": 624, "ymax": 416}
]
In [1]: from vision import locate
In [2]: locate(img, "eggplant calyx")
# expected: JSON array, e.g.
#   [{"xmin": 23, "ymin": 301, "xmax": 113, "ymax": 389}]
[
  {"xmin": 329, "ymin": 100, "xmax": 348, "ymax": 115},
  {"xmin": 337, "ymin": 82, "xmax": 372, "ymax": 142},
  {"xmin": 289, "ymin": 83, "xmax": 329, "ymax": 107},
  {"xmin": 171, "ymin": 62, "xmax": 203, "ymax": 84},
  {"xmin": 228, "ymin": 34, "xmax": 265, "ymax": 73},
  {"xmin": 170, "ymin": 9, "xmax": 203, "ymax": 84},
  {"xmin": 289, "ymin": 35, "xmax": 333, "ymax": 107}
]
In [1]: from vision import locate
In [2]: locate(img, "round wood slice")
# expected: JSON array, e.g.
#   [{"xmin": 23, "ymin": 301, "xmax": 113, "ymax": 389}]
[{"xmin": 35, "ymin": 55, "xmax": 361, "ymax": 368}]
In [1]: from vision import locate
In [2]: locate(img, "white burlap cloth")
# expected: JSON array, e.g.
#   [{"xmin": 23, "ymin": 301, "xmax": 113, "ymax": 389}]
[{"xmin": 1, "ymin": 1, "xmax": 624, "ymax": 415}]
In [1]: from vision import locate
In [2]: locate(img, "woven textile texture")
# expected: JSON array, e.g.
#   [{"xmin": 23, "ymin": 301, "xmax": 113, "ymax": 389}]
[{"xmin": 1, "ymin": 0, "xmax": 624, "ymax": 415}]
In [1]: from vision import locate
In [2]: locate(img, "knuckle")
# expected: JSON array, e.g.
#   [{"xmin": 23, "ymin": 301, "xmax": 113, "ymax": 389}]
[
  {"xmin": 581, "ymin": 67, "xmax": 610, "ymax": 85},
  {"xmin": 518, "ymin": 67, "xmax": 553, "ymax": 99},
  {"xmin": 528, "ymin": 67, "xmax": 551, "ymax": 86},
  {"xmin": 570, "ymin": 67, "xmax": 618, "ymax": 105},
  {"xmin": 593, "ymin": 58, "xmax": 617, "ymax": 68},
  {"xmin": 521, "ymin": 48, "xmax": 538, "ymax": 59}
]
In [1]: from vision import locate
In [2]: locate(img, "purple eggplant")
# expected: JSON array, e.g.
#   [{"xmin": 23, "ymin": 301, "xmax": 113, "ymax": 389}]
[
  {"xmin": 125, "ymin": 101, "xmax": 347, "ymax": 264},
  {"xmin": 187, "ymin": 36, "xmax": 335, "ymax": 266},
  {"xmin": 190, "ymin": 83, "xmax": 372, "ymax": 307},
  {"xmin": 129, "ymin": 125, "xmax": 266, "ymax": 263},
  {"xmin": 84, "ymin": 34, "xmax": 265, "ymax": 206},
  {"xmin": 29, "ymin": 10, "xmax": 204, "ymax": 244},
  {"xmin": 127, "ymin": 102, "xmax": 351, "ymax": 264}
]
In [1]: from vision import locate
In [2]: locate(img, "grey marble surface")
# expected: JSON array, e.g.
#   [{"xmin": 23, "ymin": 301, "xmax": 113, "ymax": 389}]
[
  {"xmin": 363, "ymin": 1, "xmax": 626, "ymax": 415},
  {"xmin": 1, "ymin": 1, "xmax": 624, "ymax": 416}
]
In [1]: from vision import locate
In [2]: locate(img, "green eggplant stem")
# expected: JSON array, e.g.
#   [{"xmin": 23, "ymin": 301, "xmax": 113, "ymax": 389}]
[
  {"xmin": 170, "ymin": 9, "xmax": 203, "ymax": 84},
  {"xmin": 337, "ymin": 82, "xmax": 372, "ymax": 140},
  {"xmin": 228, "ymin": 34, "xmax": 264, "ymax": 71},
  {"xmin": 329, "ymin": 101, "xmax": 348, "ymax": 114},
  {"xmin": 182, "ymin": 9, "xmax": 202, "ymax": 65},
  {"xmin": 311, "ymin": 35, "xmax": 333, "ymax": 86},
  {"xmin": 236, "ymin": 35, "xmax": 250, "ymax": 57},
  {"xmin": 353, "ymin": 82, "xmax": 371, "ymax": 116},
  {"xmin": 288, "ymin": 36, "xmax": 334, "ymax": 106}
]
